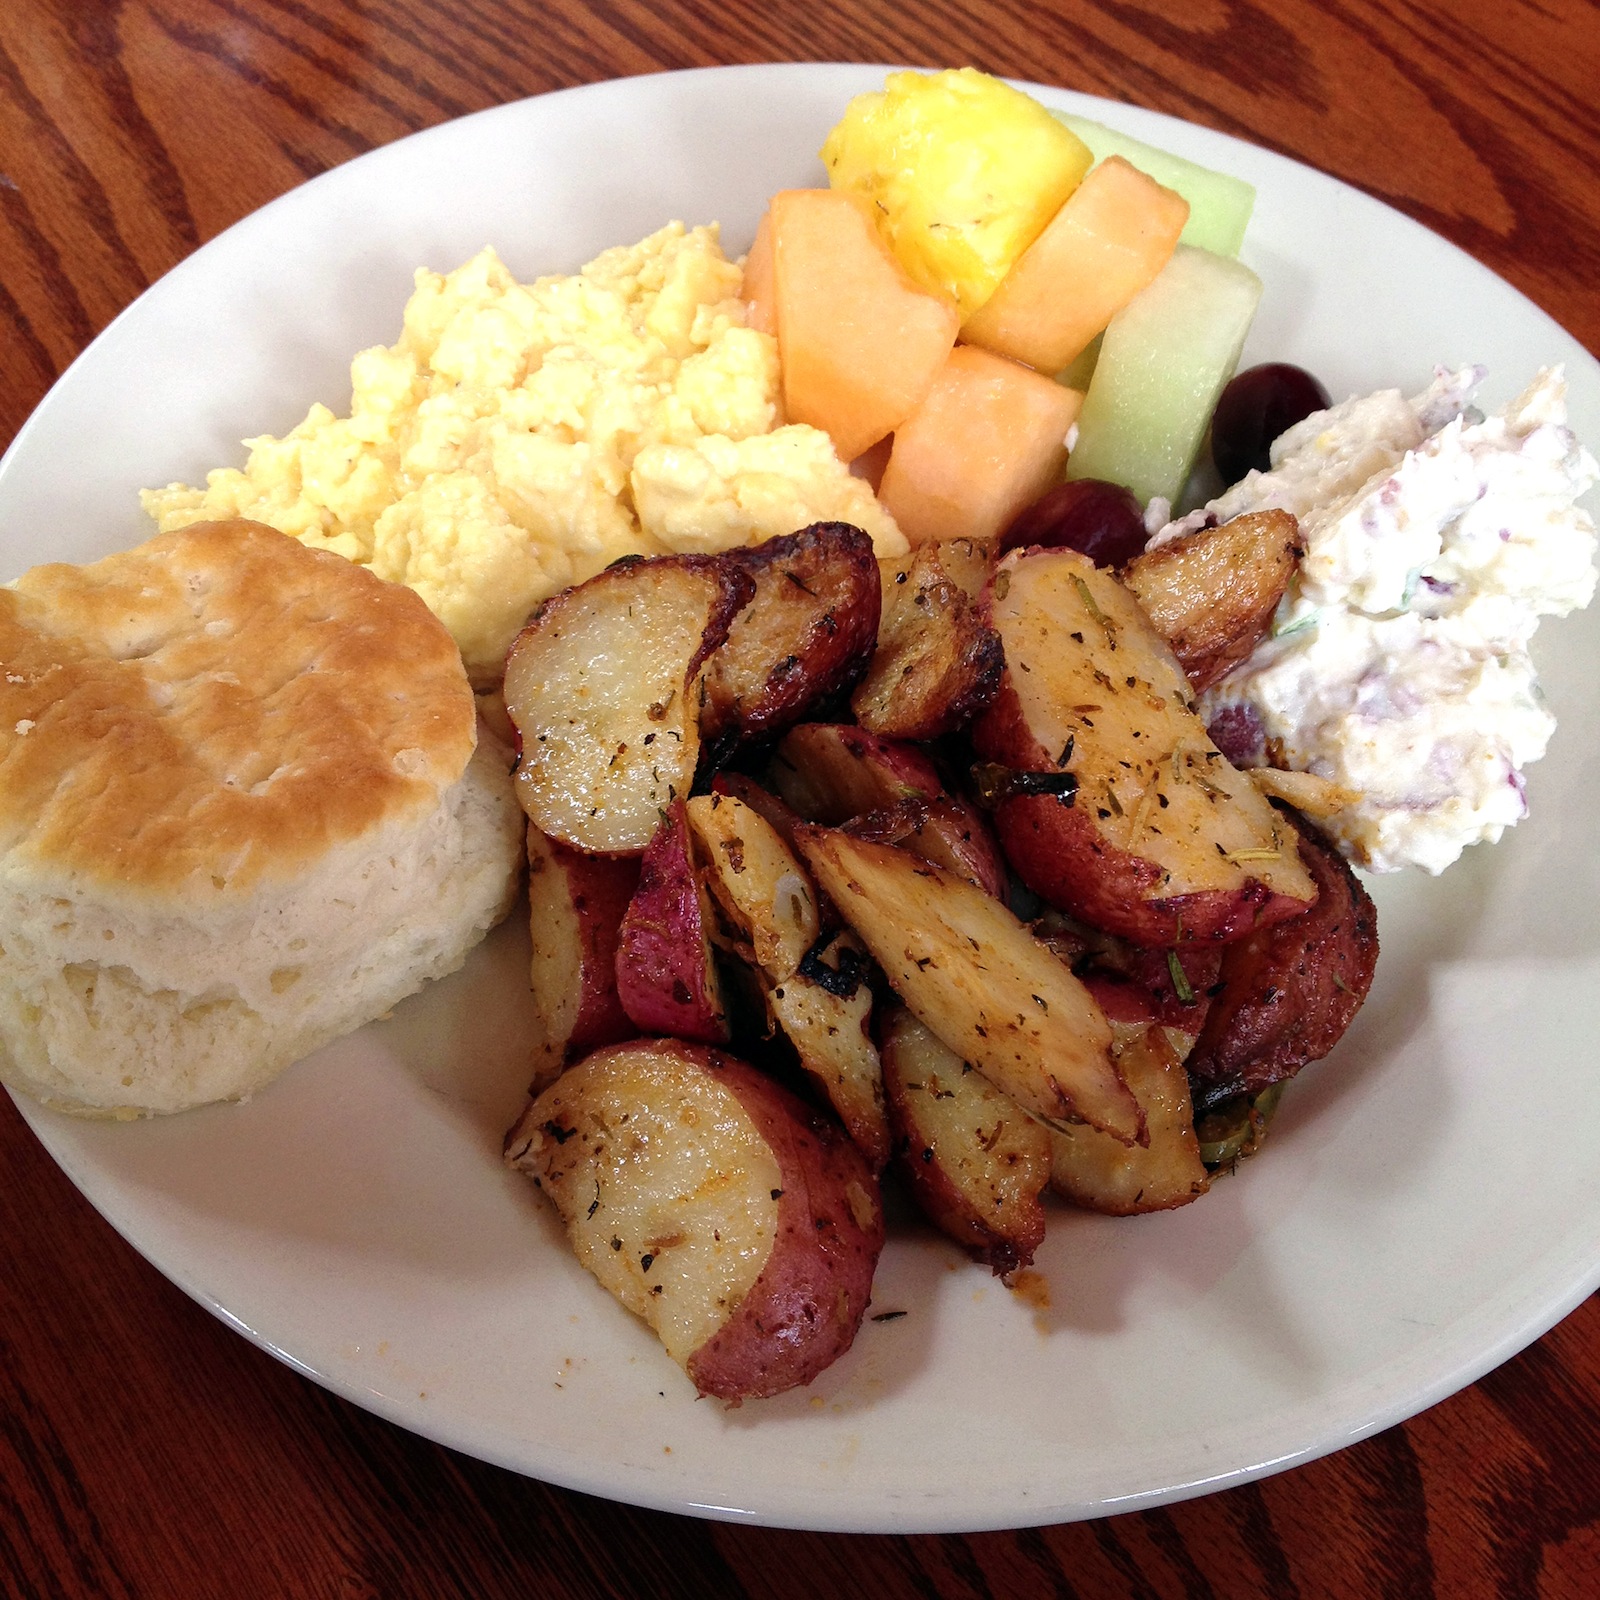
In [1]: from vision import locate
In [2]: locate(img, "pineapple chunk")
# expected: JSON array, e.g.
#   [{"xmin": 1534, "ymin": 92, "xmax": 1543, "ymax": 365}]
[{"xmin": 820, "ymin": 67, "xmax": 1093, "ymax": 320}]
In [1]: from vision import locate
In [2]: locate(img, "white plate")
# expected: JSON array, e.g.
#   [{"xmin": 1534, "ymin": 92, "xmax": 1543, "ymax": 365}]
[{"xmin": 4, "ymin": 63, "xmax": 1599, "ymax": 1535}]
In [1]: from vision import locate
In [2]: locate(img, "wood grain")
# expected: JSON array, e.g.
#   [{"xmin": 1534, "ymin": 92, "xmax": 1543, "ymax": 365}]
[{"xmin": 2, "ymin": 1, "xmax": 1598, "ymax": 1594}]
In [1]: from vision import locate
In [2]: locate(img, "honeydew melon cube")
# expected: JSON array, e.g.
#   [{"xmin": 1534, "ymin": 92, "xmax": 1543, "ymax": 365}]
[
  {"xmin": 1064, "ymin": 245, "xmax": 1261, "ymax": 508},
  {"xmin": 1052, "ymin": 112, "xmax": 1256, "ymax": 257}
]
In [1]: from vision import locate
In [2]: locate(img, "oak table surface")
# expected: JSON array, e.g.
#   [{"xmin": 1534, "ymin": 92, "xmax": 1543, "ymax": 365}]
[{"xmin": 2, "ymin": 2, "xmax": 1597, "ymax": 1595}]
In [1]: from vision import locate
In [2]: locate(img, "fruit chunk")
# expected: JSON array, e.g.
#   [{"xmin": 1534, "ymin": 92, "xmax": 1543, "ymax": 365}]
[
  {"xmin": 972, "ymin": 546, "xmax": 1317, "ymax": 945},
  {"xmin": 504, "ymin": 1039, "xmax": 883, "ymax": 1403},
  {"xmin": 821, "ymin": 67, "xmax": 1093, "ymax": 319},
  {"xmin": 878, "ymin": 346, "xmax": 1084, "ymax": 546},
  {"xmin": 794, "ymin": 828, "xmax": 1140, "ymax": 1144},
  {"xmin": 997, "ymin": 479, "xmax": 1146, "ymax": 566},
  {"xmin": 768, "ymin": 188, "xmax": 959, "ymax": 462},
  {"xmin": 525, "ymin": 826, "xmax": 639, "ymax": 1087},
  {"xmin": 1065, "ymin": 245, "xmax": 1263, "ymax": 508},
  {"xmin": 1052, "ymin": 113, "xmax": 1257, "ymax": 257},
  {"xmin": 503, "ymin": 554, "xmax": 752, "ymax": 853},
  {"xmin": 1210, "ymin": 362, "xmax": 1332, "ymax": 486},
  {"xmin": 881, "ymin": 1006, "xmax": 1051, "ymax": 1275},
  {"xmin": 741, "ymin": 210, "xmax": 776, "ymax": 336},
  {"xmin": 962, "ymin": 156, "xmax": 1190, "ymax": 374}
]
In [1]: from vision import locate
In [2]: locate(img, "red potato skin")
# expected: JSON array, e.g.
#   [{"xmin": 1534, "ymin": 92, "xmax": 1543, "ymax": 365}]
[
  {"xmin": 974, "ymin": 685, "xmax": 1313, "ymax": 946},
  {"xmin": 680, "ymin": 1048, "xmax": 885, "ymax": 1403},
  {"xmin": 991, "ymin": 789, "xmax": 1301, "ymax": 946},
  {"xmin": 1185, "ymin": 812, "xmax": 1379, "ymax": 1106},
  {"xmin": 1079, "ymin": 956, "xmax": 1219, "ymax": 1035},
  {"xmin": 526, "ymin": 826, "xmax": 639, "ymax": 1069},
  {"xmin": 614, "ymin": 801, "xmax": 729, "ymax": 1044}
]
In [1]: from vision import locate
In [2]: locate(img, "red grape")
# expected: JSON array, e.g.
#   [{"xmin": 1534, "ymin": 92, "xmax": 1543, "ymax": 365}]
[
  {"xmin": 996, "ymin": 479, "xmax": 1147, "ymax": 568},
  {"xmin": 1211, "ymin": 363, "xmax": 1332, "ymax": 487}
]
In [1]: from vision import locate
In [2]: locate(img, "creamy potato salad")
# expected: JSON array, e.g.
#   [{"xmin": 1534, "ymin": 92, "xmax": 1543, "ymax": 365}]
[
  {"xmin": 1183, "ymin": 366, "xmax": 1598, "ymax": 873},
  {"xmin": 142, "ymin": 223, "xmax": 905, "ymax": 682}
]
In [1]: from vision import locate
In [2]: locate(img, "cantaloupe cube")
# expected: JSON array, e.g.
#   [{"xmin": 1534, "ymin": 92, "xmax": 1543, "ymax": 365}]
[
  {"xmin": 879, "ymin": 346, "xmax": 1084, "ymax": 545},
  {"xmin": 821, "ymin": 68, "xmax": 1093, "ymax": 320},
  {"xmin": 1053, "ymin": 112, "xmax": 1257, "ymax": 258},
  {"xmin": 770, "ymin": 188, "xmax": 960, "ymax": 463},
  {"xmin": 741, "ymin": 209, "xmax": 776, "ymax": 336},
  {"xmin": 962, "ymin": 157, "xmax": 1190, "ymax": 373}
]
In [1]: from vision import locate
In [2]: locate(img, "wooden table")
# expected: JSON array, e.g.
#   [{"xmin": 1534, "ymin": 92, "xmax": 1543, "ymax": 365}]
[{"xmin": 3, "ymin": 2, "xmax": 1597, "ymax": 1594}]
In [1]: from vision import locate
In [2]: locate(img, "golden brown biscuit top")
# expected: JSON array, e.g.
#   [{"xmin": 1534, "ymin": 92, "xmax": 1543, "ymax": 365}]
[{"xmin": 0, "ymin": 519, "xmax": 476, "ymax": 895}]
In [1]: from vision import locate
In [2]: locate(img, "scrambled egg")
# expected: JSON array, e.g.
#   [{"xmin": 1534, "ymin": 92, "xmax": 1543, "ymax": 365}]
[{"xmin": 142, "ymin": 223, "xmax": 906, "ymax": 682}]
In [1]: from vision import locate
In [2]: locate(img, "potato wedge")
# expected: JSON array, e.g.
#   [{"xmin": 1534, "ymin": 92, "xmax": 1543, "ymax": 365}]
[
  {"xmin": 684, "ymin": 792, "xmax": 820, "ymax": 981},
  {"xmin": 505, "ymin": 1039, "xmax": 883, "ymax": 1403},
  {"xmin": 851, "ymin": 541, "xmax": 1003, "ymax": 739},
  {"xmin": 766, "ymin": 723, "xmax": 1005, "ymax": 897},
  {"xmin": 1186, "ymin": 810, "xmax": 1379, "ymax": 1108},
  {"xmin": 504, "ymin": 554, "xmax": 752, "ymax": 853},
  {"xmin": 881, "ymin": 1006, "xmax": 1051, "ymax": 1275},
  {"xmin": 767, "ymin": 721, "xmax": 942, "ymax": 822},
  {"xmin": 841, "ymin": 795, "xmax": 1007, "ymax": 900},
  {"xmin": 1122, "ymin": 510, "xmax": 1301, "ymax": 693},
  {"xmin": 973, "ymin": 546, "xmax": 1316, "ymax": 945},
  {"xmin": 614, "ymin": 799, "xmax": 729, "ymax": 1044},
  {"xmin": 1048, "ymin": 1020, "xmax": 1210, "ymax": 1215},
  {"xmin": 795, "ymin": 828, "xmax": 1141, "ymax": 1144},
  {"xmin": 770, "ymin": 932, "xmax": 891, "ymax": 1172},
  {"xmin": 685, "ymin": 793, "xmax": 889, "ymax": 1167},
  {"xmin": 700, "ymin": 522, "xmax": 881, "ymax": 754},
  {"xmin": 525, "ymin": 824, "xmax": 638, "ymax": 1088}
]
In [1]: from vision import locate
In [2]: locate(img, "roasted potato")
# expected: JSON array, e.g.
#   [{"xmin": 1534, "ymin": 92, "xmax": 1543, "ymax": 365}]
[
  {"xmin": 1033, "ymin": 910, "xmax": 1221, "ymax": 1034},
  {"xmin": 768, "ymin": 723, "xmax": 1005, "ymax": 897},
  {"xmin": 699, "ymin": 522, "xmax": 882, "ymax": 756},
  {"xmin": 850, "ymin": 541, "xmax": 1003, "ymax": 739},
  {"xmin": 1047, "ymin": 1019, "xmax": 1210, "ymax": 1215},
  {"xmin": 881, "ymin": 1006, "xmax": 1051, "ymax": 1275},
  {"xmin": 972, "ymin": 546, "xmax": 1317, "ymax": 945},
  {"xmin": 685, "ymin": 792, "xmax": 889, "ymax": 1169},
  {"xmin": 525, "ymin": 824, "xmax": 639, "ymax": 1088},
  {"xmin": 795, "ymin": 827, "xmax": 1142, "ymax": 1145},
  {"xmin": 505, "ymin": 1039, "xmax": 884, "ymax": 1403},
  {"xmin": 767, "ymin": 721, "xmax": 943, "ymax": 822},
  {"xmin": 770, "ymin": 932, "xmax": 891, "ymax": 1172},
  {"xmin": 684, "ymin": 792, "xmax": 820, "ymax": 981},
  {"xmin": 841, "ymin": 795, "xmax": 1007, "ymax": 900},
  {"xmin": 504, "ymin": 554, "xmax": 752, "ymax": 853},
  {"xmin": 1186, "ymin": 810, "xmax": 1379, "ymax": 1109},
  {"xmin": 1121, "ymin": 510, "xmax": 1300, "ymax": 694},
  {"xmin": 614, "ymin": 799, "xmax": 729, "ymax": 1044}
]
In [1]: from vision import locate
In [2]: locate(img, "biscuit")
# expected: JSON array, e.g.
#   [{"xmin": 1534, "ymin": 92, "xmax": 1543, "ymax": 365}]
[{"xmin": 0, "ymin": 518, "xmax": 523, "ymax": 1116}]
